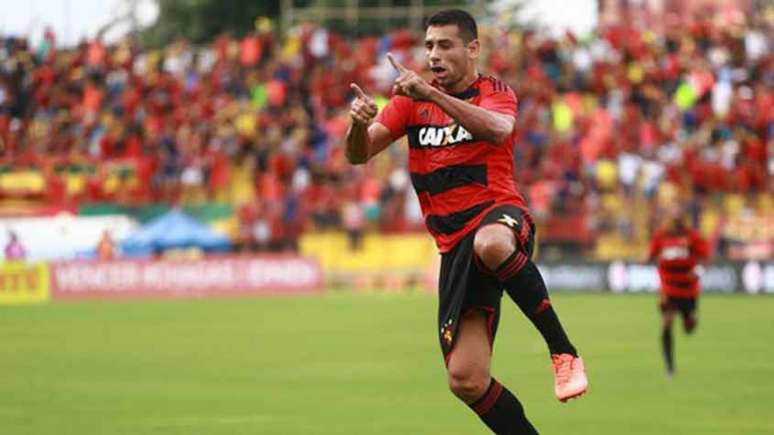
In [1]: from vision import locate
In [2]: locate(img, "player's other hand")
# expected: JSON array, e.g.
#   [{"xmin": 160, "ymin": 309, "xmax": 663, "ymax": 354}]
[
  {"xmin": 691, "ymin": 264, "xmax": 705, "ymax": 281},
  {"xmin": 349, "ymin": 83, "xmax": 378, "ymax": 126},
  {"xmin": 387, "ymin": 53, "xmax": 433, "ymax": 100}
]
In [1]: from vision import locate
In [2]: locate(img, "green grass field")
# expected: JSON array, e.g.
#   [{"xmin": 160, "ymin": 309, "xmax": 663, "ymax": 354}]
[{"xmin": 1, "ymin": 292, "xmax": 772, "ymax": 435}]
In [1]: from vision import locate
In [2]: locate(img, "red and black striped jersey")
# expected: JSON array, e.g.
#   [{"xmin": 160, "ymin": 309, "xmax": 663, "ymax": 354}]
[
  {"xmin": 649, "ymin": 228, "xmax": 709, "ymax": 297},
  {"xmin": 375, "ymin": 76, "xmax": 528, "ymax": 252}
]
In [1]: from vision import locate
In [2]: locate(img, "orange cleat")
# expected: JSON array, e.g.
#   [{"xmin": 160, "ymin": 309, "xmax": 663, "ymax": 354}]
[{"xmin": 551, "ymin": 354, "xmax": 588, "ymax": 402}]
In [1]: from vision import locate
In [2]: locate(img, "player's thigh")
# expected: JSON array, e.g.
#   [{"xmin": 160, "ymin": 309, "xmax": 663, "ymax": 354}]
[
  {"xmin": 660, "ymin": 297, "xmax": 676, "ymax": 328},
  {"xmin": 661, "ymin": 310, "xmax": 675, "ymax": 329},
  {"xmin": 446, "ymin": 309, "xmax": 492, "ymax": 398}
]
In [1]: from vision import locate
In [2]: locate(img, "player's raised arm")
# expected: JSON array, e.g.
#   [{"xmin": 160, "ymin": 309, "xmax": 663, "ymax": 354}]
[
  {"xmin": 387, "ymin": 53, "xmax": 515, "ymax": 144},
  {"xmin": 345, "ymin": 83, "xmax": 394, "ymax": 165}
]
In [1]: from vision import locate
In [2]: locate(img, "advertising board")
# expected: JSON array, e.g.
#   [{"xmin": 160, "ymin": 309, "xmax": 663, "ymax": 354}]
[{"xmin": 50, "ymin": 255, "xmax": 323, "ymax": 300}]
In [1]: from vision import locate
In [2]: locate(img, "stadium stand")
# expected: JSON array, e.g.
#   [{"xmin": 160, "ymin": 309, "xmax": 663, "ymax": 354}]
[{"xmin": 0, "ymin": 15, "xmax": 770, "ymax": 260}]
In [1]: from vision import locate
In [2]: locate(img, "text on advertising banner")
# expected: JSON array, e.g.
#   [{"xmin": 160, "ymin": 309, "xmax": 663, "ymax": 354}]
[{"xmin": 50, "ymin": 255, "xmax": 323, "ymax": 300}]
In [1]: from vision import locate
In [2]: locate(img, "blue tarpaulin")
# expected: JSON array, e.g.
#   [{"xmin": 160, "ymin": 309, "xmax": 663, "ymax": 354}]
[{"xmin": 121, "ymin": 209, "xmax": 231, "ymax": 256}]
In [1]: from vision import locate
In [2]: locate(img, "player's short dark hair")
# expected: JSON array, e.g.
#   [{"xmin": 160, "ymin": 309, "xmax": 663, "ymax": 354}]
[{"xmin": 425, "ymin": 9, "xmax": 478, "ymax": 42}]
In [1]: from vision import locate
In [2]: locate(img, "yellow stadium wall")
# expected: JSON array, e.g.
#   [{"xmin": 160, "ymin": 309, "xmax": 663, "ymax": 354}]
[
  {"xmin": 299, "ymin": 232, "xmax": 439, "ymax": 290},
  {"xmin": 0, "ymin": 262, "xmax": 50, "ymax": 305}
]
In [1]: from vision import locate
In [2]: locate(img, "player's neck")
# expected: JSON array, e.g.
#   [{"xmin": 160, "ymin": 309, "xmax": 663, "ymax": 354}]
[{"xmin": 442, "ymin": 70, "xmax": 480, "ymax": 95}]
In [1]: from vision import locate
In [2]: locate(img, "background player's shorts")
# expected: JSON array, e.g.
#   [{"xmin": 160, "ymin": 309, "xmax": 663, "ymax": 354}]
[
  {"xmin": 437, "ymin": 205, "xmax": 534, "ymax": 364},
  {"xmin": 660, "ymin": 294, "xmax": 698, "ymax": 318}
]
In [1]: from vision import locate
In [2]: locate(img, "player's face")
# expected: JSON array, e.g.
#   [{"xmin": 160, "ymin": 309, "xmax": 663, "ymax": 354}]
[
  {"xmin": 425, "ymin": 25, "xmax": 479, "ymax": 90},
  {"xmin": 667, "ymin": 216, "xmax": 685, "ymax": 233}
]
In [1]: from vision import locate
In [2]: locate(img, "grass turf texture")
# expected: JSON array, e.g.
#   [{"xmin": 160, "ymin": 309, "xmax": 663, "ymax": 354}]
[{"xmin": 1, "ymin": 293, "xmax": 772, "ymax": 435}]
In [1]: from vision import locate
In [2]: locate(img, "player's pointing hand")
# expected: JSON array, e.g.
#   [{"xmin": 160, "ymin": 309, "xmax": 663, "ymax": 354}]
[
  {"xmin": 349, "ymin": 83, "xmax": 378, "ymax": 126},
  {"xmin": 387, "ymin": 52, "xmax": 409, "ymax": 74},
  {"xmin": 387, "ymin": 52, "xmax": 433, "ymax": 100}
]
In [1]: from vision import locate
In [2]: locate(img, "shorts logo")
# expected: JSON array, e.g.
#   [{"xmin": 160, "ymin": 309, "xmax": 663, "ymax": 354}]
[{"xmin": 497, "ymin": 214, "xmax": 519, "ymax": 229}]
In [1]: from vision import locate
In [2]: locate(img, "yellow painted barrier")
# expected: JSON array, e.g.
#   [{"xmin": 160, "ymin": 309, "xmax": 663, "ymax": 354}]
[
  {"xmin": 300, "ymin": 232, "xmax": 437, "ymax": 272},
  {"xmin": 300, "ymin": 232, "xmax": 439, "ymax": 291},
  {"xmin": 0, "ymin": 262, "xmax": 50, "ymax": 305}
]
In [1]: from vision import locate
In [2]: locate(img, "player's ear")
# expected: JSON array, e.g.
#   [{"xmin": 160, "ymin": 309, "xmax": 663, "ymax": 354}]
[{"xmin": 467, "ymin": 38, "xmax": 480, "ymax": 60}]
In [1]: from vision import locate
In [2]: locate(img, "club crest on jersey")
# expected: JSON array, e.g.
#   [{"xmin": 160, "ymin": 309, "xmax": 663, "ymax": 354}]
[
  {"xmin": 440, "ymin": 318, "xmax": 454, "ymax": 346},
  {"xmin": 417, "ymin": 124, "xmax": 473, "ymax": 147}
]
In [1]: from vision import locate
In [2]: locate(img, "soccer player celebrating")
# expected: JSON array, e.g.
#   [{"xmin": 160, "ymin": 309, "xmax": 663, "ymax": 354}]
[
  {"xmin": 648, "ymin": 210, "xmax": 709, "ymax": 376},
  {"xmin": 346, "ymin": 9, "xmax": 587, "ymax": 433}
]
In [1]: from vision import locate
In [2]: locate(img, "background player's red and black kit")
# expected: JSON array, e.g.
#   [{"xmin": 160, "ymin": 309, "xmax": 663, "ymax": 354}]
[
  {"xmin": 376, "ymin": 75, "xmax": 533, "ymax": 358},
  {"xmin": 649, "ymin": 228, "xmax": 709, "ymax": 316}
]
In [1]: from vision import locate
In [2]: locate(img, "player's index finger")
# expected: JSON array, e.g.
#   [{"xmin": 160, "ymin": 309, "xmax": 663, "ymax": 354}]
[
  {"xmin": 386, "ymin": 53, "xmax": 407, "ymax": 73},
  {"xmin": 350, "ymin": 83, "xmax": 369, "ymax": 100}
]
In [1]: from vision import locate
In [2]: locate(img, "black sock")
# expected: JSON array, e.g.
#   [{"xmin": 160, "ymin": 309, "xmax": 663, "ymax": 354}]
[
  {"xmin": 468, "ymin": 378, "xmax": 538, "ymax": 435},
  {"xmin": 662, "ymin": 327, "xmax": 674, "ymax": 373},
  {"xmin": 495, "ymin": 254, "xmax": 577, "ymax": 356}
]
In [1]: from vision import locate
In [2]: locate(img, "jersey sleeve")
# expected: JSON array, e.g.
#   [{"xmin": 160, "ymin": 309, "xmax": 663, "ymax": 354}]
[
  {"xmin": 690, "ymin": 231, "xmax": 710, "ymax": 260},
  {"xmin": 479, "ymin": 83, "xmax": 518, "ymax": 118},
  {"xmin": 648, "ymin": 234, "xmax": 661, "ymax": 261},
  {"xmin": 374, "ymin": 95, "xmax": 413, "ymax": 140}
]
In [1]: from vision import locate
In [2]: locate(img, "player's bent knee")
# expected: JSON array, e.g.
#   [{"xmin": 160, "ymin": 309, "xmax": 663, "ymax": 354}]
[
  {"xmin": 447, "ymin": 367, "xmax": 490, "ymax": 403},
  {"xmin": 685, "ymin": 317, "xmax": 697, "ymax": 334},
  {"xmin": 473, "ymin": 225, "xmax": 516, "ymax": 271}
]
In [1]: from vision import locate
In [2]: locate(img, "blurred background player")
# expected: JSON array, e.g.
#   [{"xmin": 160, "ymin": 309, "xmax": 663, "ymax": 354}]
[
  {"xmin": 346, "ymin": 9, "xmax": 587, "ymax": 434},
  {"xmin": 648, "ymin": 209, "xmax": 709, "ymax": 376}
]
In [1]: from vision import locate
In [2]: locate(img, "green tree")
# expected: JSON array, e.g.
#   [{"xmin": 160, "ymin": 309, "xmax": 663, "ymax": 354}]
[
  {"xmin": 287, "ymin": 0, "xmax": 484, "ymax": 37},
  {"xmin": 141, "ymin": 0, "xmax": 286, "ymax": 46}
]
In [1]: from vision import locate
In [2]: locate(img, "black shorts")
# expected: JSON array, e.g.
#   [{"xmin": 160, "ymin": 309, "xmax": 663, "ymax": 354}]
[
  {"xmin": 660, "ymin": 295, "xmax": 698, "ymax": 319},
  {"xmin": 437, "ymin": 205, "xmax": 534, "ymax": 363}
]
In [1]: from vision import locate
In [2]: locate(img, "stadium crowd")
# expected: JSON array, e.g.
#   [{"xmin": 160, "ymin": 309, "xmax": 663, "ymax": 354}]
[{"xmin": 0, "ymin": 14, "xmax": 771, "ymax": 254}]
